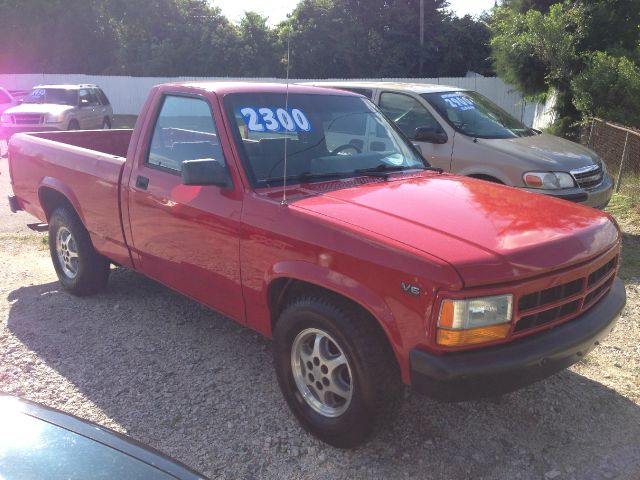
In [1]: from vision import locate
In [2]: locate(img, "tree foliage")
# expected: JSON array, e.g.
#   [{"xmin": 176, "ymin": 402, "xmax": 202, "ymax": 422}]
[
  {"xmin": 0, "ymin": 0, "xmax": 494, "ymax": 79},
  {"xmin": 572, "ymin": 52, "xmax": 640, "ymax": 127},
  {"xmin": 491, "ymin": 0, "xmax": 640, "ymax": 132}
]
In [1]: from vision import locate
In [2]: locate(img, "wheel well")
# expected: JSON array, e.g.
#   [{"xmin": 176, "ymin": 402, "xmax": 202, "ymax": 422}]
[
  {"xmin": 468, "ymin": 174, "xmax": 504, "ymax": 184},
  {"xmin": 39, "ymin": 187, "xmax": 77, "ymax": 221},
  {"xmin": 269, "ymin": 278, "xmax": 399, "ymax": 364}
]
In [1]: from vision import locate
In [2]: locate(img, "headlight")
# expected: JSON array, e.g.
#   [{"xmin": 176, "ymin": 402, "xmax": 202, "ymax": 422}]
[
  {"xmin": 0, "ymin": 114, "xmax": 11, "ymax": 124},
  {"xmin": 45, "ymin": 113, "xmax": 65, "ymax": 123},
  {"xmin": 523, "ymin": 171, "xmax": 575, "ymax": 189},
  {"xmin": 437, "ymin": 294, "xmax": 513, "ymax": 347}
]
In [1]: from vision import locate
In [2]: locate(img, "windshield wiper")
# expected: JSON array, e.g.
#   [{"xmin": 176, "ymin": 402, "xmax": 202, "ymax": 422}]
[
  {"xmin": 262, "ymin": 171, "xmax": 348, "ymax": 186},
  {"xmin": 353, "ymin": 164, "xmax": 442, "ymax": 178}
]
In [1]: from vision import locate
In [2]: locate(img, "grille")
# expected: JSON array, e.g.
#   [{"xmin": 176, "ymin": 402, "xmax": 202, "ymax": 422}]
[
  {"xmin": 571, "ymin": 163, "xmax": 604, "ymax": 189},
  {"xmin": 514, "ymin": 255, "xmax": 617, "ymax": 333},
  {"xmin": 12, "ymin": 114, "xmax": 44, "ymax": 125}
]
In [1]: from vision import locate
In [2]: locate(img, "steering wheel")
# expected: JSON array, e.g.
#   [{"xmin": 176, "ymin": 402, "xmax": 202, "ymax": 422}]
[{"xmin": 330, "ymin": 143, "xmax": 362, "ymax": 155}]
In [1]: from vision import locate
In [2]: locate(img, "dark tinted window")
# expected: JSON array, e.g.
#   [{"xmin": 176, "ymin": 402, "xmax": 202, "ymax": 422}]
[
  {"xmin": 379, "ymin": 92, "xmax": 443, "ymax": 139},
  {"xmin": 96, "ymin": 88, "xmax": 110, "ymax": 105},
  {"xmin": 79, "ymin": 89, "xmax": 100, "ymax": 106},
  {"xmin": 147, "ymin": 95, "xmax": 225, "ymax": 173}
]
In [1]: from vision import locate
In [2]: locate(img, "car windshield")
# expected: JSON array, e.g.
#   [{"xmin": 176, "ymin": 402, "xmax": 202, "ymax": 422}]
[
  {"xmin": 224, "ymin": 93, "xmax": 426, "ymax": 187},
  {"xmin": 23, "ymin": 88, "xmax": 77, "ymax": 106},
  {"xmin": 423, "ymin": 91, "xmax": 534, "ymax": 139}
]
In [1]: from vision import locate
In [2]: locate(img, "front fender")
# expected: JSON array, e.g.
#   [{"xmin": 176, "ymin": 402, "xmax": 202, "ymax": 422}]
[{"xmin": 265, "ymin": 260, "xmax": 405, "ymax": 364}]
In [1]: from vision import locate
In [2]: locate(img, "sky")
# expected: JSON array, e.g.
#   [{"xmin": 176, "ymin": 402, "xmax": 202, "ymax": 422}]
[{"xmin": 213, "ymin": 0, "xmax": 497, "ymax": 26}]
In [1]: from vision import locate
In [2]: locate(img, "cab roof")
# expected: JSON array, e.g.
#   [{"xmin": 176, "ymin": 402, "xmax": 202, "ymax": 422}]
[
  {"xmin": 300, "ymin": 81, "xmax": 466, "ymax": 94},
  {"xmin": 160, "ymin": 81, "xmax": 360, "ymax": 96}
]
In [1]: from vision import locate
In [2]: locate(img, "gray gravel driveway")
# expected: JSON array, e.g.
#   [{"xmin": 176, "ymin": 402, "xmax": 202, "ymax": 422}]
[{"xmin": 1, "ymin": 155, "xmax": 639, "ymax": 479}]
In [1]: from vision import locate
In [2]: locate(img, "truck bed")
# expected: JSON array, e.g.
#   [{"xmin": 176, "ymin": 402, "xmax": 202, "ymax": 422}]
[{"xmin": 8, "ymin": 129, "xmax": 133, "ymax": 266}]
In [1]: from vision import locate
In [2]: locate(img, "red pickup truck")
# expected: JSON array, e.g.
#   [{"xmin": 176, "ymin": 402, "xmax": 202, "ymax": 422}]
[{"xmin": 7, "ymin": 82, "xmax": 626, "ymax": 448}]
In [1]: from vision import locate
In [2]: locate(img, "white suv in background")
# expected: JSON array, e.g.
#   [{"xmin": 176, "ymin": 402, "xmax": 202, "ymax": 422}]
[{"xmin": 0, "ymin": 84, "xmax": 113, "ymax": 141}]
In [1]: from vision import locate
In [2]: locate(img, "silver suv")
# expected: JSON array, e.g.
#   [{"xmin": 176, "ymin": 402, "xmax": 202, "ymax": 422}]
[
  {"xmin": 305, "ymin": 81, "xmax": 614, "ymax": 209},
  {"xmin": 0, "ymin": 84, "xmax": 113, "ymax": 140}
]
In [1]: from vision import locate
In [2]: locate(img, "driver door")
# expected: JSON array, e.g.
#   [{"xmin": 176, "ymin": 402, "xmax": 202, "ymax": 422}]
[
  {"xmin": 377, "ymin": 91, "xmax": 453, "ymax": 171},
  {"xmin": 126, "ymin": 93, "xmax": 244, "ymax": 320}
]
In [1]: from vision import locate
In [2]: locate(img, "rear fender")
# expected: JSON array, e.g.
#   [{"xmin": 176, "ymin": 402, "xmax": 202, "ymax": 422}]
[{"xmin": 38, "ymin": 177, "xmax": 84, "ymax": 223}]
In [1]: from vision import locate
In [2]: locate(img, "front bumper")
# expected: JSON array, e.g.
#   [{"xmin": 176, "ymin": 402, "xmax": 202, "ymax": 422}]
[
  {"xmin": 522, "ymin": 174, "xmax": 614, "ymax": 209},
  {"xmin": 410, "ymin": 277, "xmax": 626, "ymax": 401}
]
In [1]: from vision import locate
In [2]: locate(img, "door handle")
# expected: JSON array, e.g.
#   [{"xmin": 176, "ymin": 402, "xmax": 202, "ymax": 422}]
[{"xmin": 136, "ymin": 175, "xmax": 149, "ymax": 190}]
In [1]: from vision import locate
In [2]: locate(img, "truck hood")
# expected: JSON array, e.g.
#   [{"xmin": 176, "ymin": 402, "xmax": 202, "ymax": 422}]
[
  {"xmin": 483, "ymin": 133, "xmax": 600, "ymax": 171},
  {"xmin": 4, "ymin": 103, "xmax": 74, "ymax": 116},
  {"xmin": 293, "ymin": 174, "xmax": 618, "ymax": 287}
]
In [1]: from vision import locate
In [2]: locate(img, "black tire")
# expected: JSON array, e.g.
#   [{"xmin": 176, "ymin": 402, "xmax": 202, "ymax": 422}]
[
  {"xmin": 102, "ymin": 117, "xmax": 111, "ymax": 129},
  {"xmin": 48, "ymin": 207, "xmax": 110, "ymax": 296},
  {"xmin": 67, "ymin": 119, "xmax": 80, "ymax": 130},
  {"xmin": 273, "ymin": 294, "xmax": 402, "ymax": 448}
]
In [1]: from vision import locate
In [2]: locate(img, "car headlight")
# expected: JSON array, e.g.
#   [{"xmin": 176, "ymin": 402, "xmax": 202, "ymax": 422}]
[
  {"xmin": 45, "ymin": 113, "xmax": 65, "ymax": 123},
  {"xmin": 0, "ymin": 114, "xmax": 12, "ymax": 124},
  {"xmin": 523, "ymin": 171, "xmax": 575, "ymax": 189},
  {"xmin": 437, "ymin": 294, "xmax": 513, "ymax": 347}
]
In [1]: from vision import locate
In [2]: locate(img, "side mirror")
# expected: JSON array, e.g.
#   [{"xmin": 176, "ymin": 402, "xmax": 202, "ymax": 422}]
[
  {"xmin": 181, "ymin": 158, "xmax": 230, "ymax": 187},
  {"xmin": 414, "ymin": 127, "xmax": 448, "ymax": 144}
]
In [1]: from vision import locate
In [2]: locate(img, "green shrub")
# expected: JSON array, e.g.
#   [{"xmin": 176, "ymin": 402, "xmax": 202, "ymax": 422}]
[{"xmin": 571, "ymin": 52, "xmax": 640, "ymax": 128}]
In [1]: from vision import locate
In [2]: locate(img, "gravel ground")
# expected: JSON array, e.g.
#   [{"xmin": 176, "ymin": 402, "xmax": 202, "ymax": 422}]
[{"xmin": 1, "ymin": 155, "xmax": 639, "ymax": 479}]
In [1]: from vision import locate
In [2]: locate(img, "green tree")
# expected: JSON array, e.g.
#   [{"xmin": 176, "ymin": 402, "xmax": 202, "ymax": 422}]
[
  {"xmin": 491, "ymin": 0, "xmax": 640, "ymax": 133},
  {"xmin": 572, "ymin": 52, "xmax": 640, "ymax": 127},
  {"xmin": 238, "ymin": 12, "xmax": 281, "ymax": 77},
  {"xmin": 436, "ymin": 15, "xmax": 493, "ymax": 77}
]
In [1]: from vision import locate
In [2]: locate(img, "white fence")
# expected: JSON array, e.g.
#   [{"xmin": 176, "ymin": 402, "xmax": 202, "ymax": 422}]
[{"xmin": 0, "ymin": 73, "xmax": 542, "ymax": 127}]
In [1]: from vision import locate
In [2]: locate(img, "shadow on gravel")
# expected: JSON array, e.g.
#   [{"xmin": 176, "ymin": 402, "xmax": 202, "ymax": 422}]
[{"xmin": 7, "ymin": 268, "xmax": 640, "ymax": 480}]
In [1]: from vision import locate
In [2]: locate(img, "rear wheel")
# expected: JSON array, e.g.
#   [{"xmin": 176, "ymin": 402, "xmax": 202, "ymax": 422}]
[
  {"xmin": 48, "ymin": 207, "xmax": 110, "ymax": 296},
  {"xmin": 273, "ymin": 294, "xmax": 402, "ymax": 448},
  {"xmin": 102, "ymin": 117, "xmax": 111, "ymax": 129}
]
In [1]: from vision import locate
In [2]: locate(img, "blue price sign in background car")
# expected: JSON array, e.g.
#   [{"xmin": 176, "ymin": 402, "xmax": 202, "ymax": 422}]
[{"xmin": 239, "ymin": 107, "xmax": 312, "ymax": 132}]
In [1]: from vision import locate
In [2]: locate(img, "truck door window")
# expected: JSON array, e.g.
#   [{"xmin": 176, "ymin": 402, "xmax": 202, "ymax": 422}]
[
  {"xmin": 147, "ymin": 95, "xmax": 225, "ymax": 174},
  {"xmin": 379, "ymin": 92, "xmax": 443, "ymax": 140}
]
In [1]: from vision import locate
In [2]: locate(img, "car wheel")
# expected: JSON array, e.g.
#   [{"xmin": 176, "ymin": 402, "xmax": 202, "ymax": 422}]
[
  {"xmin": 48, "ymin": 207, "xmax": 110, "ymax": 296},
  {"xmin": 273, "ymin": 294, "xmax": 402, "ymax": 448},
  {"xmin": 102, "ymin": 118, "xmax": 111, "ymax": 129},
  {"xmin": 67, "ymin": 120, "xmax": 80, "ymax": 130}
]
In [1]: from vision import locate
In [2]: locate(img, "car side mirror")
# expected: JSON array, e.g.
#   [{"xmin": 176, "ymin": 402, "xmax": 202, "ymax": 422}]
[
  {"xmin": 181, "ymin": 158, "xmax": 230, "ymax": 187},
  {"xmin": 414, "ymin": 127, "xmax": 448, "ymax": 144}
]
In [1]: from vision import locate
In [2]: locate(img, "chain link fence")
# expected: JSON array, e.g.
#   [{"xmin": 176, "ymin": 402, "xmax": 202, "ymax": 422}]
[{"xmin": 580, "ymin": 118, "xmax": 640, "ymax": 201}]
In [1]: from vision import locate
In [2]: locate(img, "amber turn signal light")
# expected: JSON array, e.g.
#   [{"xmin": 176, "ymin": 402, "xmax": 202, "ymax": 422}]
[{"xmin": 436, "ymin": 323, "xmax": 510, "ymax": 347}]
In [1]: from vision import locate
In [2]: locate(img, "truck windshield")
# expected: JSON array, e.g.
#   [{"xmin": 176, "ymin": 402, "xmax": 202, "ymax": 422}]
[
  {"xmin": 224, "ymin": 93, "xmax": 426, "ymax": 187},
  {"xmin": 23, "ymin": 88, "xmax": 77, "ymax": 106},
  {"xmin": 423, "ymin": 91, "xmax": 534, "ymax": 139}
]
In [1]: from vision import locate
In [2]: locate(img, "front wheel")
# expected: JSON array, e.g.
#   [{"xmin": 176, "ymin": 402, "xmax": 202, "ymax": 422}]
[
  {"xmin": 48, "ymin": 207, "xmax": 110, "ymax": 296},
  {"xmin": 273, "ymin": 295, "xmax": 402, "ymax": 448}
]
